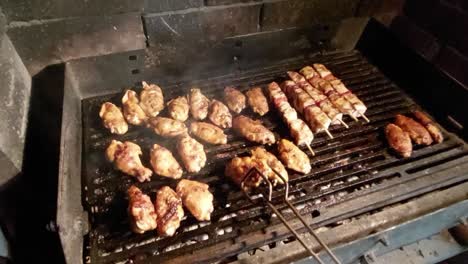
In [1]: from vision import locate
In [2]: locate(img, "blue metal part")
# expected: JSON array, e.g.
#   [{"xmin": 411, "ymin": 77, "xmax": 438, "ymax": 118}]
[{"xmin": 294, "ymin": 200, "xmax": 468, "ymax": 264}]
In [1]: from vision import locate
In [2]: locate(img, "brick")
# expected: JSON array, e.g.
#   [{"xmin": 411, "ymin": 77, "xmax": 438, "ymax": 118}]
[
  {"xmin": 205, "ymin": 0, "xmax": 260, "ymax": 5},
  {"xmin": 0, "ymin": 0, "xmax": 144, "ymax": 21},
  {"xmin": 391, "ymin": 15, "xmax": 440, "ymax": 60},
  {"xmin": 143, "ymin": 4, "xmax": 261, "ymax": 47},
  {"xmin": 145, "ymin": 0, "xmax": 203, "ymax": 13},
  {"xmin": 7, "ymin": 13, "xmax": 146, "ymax": 75},
  {"xmin": 435, "ymin": 46, "xmax": 468, "ymax": 86},
  {"xmin": 261, "ymin": 0, "xmax": 359, "ymax": 31}
]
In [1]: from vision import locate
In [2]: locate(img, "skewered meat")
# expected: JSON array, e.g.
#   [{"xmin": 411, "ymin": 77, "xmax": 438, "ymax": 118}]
[
  {"xmin": 140, "ymin": 81, "xmax": 164, "ymax": 117},
  {"xmin": 395, "ymin": 114, "xmax": 433, "ymax": 145},
  {"xmin": 313, "ymin": 63, "xmax": 336, "ymax": 81},
  {"xmin": 154, "ymin": 186, "xmax": 184, "ymax": 236},
  {"xmin": 246, "ymin": 87, "xmax": 269, "ymax": 116},
  {"xmin": 385, "ymin": 123, "xmax": 412, "ymax": 158},
  {"xmin": 277, "ymin": 139, "xmax": 311, "ymax": 174},
  {"xmin": 149, "ymin": 144, "xmax": 183, "ymax": 179},
  {"xmin": 106, "ymin": 140, "xmax": 152, "ymax": 182},
  {"xmin": 251, "ymin": 147, "xmax": 288, "ymax": 184},
  {"xmin": 189, "ymin": 88, "xmax": 210, "ymax": 120},
  {"xmin": 148, "ymin": 117, "xmax": 188, "ymax": 137},
  {"xmin": 413, "ymin": 111, "xmax": 443, "ymax": 143},
  {"xmin": 225, "ymin": 156, "xmax": 272, "ymax": 189},
  {"xmin": 224, "ymin": 86, "xmax": 246, "ymax": 113},
  {"xmin": 167, "ymin": 96, "xmax": 189, "ymax": 122},
  {"xmin": 99, "ymin": 102, "xmax": 128, "ymax": 135},
  {"xmin": 209, "ymin": 99, "xmax": 232, "ymax": 128},
  {"xmin": 177, "ymin": 135, "xmax": 206, "ymax": 173},
  {"xmin": 122, "ymin": 90, "xmax": 147, "ymax": 125},
  {"xmin": 190, "ymin": 122, "xmax": 227, "ymax": 145},
  {"xmin": 127, "ymin": 185, "xmax": 157, "ymax": 234},
  {"xmin": 176, "ymin": 179, "xmax": 214, "ymax": 221},
  {"xmin": 232, "ymin": 115, "xmax": 276, "ymax": 145},
  {"xmin": 329, "ymin": 79, "xmax": 367, "ymax": 117}
]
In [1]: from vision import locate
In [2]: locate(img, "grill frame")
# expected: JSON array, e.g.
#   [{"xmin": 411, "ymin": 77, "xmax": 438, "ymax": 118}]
[{"xmin": 57, "ymin": 19, "xmax": 468, "ymax": 264}]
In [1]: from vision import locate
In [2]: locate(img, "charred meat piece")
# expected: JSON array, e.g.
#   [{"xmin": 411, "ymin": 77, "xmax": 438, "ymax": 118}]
[
  {"xmin": 277, "ymin": 139, "xmax": 311, "ymax": 174},
  {"xmin": 190, "ymin": 122, "xmax": 227, "ymax": 145},
  {"xmin": 209, "ymin": 99, "xmax": 232, "ymax": 129},
  {"xmin": 413, "ymin": 111, "xmax": 443, "ymax": 143},
  {"xmin": 99, "ymin": 102, "xmax": 128, "ymax": 135},
  {"xmin": 251, "ymin": 147, "xmax": 288, "ymax": 184},
  {"xmin": 176, "ymin": 179, "xmax": 213, "ymax": 221},
  {"xmin": 385, "ymin": 123, "xmax": 412, "ymax": 158},
  {"xmin": 189, "ymin": 88, "xmax": 210, "ymax": 120},
  {"xmin": 154, "ymin": 186, "xmax": 184, "ymax": 236},
  {"xmin": 140, "ymin": 81, "xmax": 164, "ymax": 117},
  {"xmin": 246, "ymin": 87, "xmax": 269, "ymax": 116},
  {"xmin": 167, "ymin": 96, "xmax": 190, "ymax": 122},
  {"xmin": 127, "ymin": 185, "xmax": 157, "ymax": 234},
  {"xmin": 106, "ymin": 140, "xmax": 152, "ymax": 182},
  {"xmin": 224, "ymin": 86, "xmax": 246, "ymax": 113},
  {"xmin": 150, "ymin": 144, "xmax": 183, "ymax": 179},
  {"xmin": 232, "ymin": 115, "xmax": 276, "ymax": 145},
  {"xmin": 225, "ymin": 156, "xmax": 272, "ymax": 189},
  {"xmin": 395, "ymin": 114, "xmax": 433, "ymax": 145},
  {"xmin": 122, "ymin": 90, "xmax": 148, "ymax": 125},
  {"xmin": 177, "ymin": 135, "xmax": 206, "ymax": 173},
  {"xmin": 148, "ymin": 117, "xmax": 188, "ymax": 137}
]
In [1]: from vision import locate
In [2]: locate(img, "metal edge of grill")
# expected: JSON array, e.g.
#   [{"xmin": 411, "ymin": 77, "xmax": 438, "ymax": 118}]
[{"xmin": 57, "ymin": 20, "xmax": 468, "ymax": 264}]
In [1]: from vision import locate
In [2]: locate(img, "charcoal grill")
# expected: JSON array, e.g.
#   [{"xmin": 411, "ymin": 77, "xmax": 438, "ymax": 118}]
[{"xmin": 57, "ymin": 19, "xmax": 468, "ymax": 263}]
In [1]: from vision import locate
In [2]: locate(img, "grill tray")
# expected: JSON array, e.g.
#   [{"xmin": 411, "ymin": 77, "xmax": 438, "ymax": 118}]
[{"xmin": 81, "ymin": 50, "xmax": 468, "ymax": 263}]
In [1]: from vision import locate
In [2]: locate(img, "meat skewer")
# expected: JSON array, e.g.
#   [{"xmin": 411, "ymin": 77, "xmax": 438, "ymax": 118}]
[
  {"xmin": 385, "ymin": 123, "xmax": 412, "ymax": 157},
  {"xmin": 232, "ymin": 115, "xmax": 276, "ymax": 145},
  {"xmin": 395, "ymin": 114, "xmax": 433, "ymax": 145},
  {"xmin": 190, "ymin": 121, "xmax": 227, "ymax": 145},
  {"xmin": 122, "ymin": 90, "xmax": 148, "ymax": 125},
  {"xmin": 99, "ymin": 102, "xmax": 128, "ymax": 135},
  {"xmin": 278, "ymin": 139, "xmax": 311, "ymax": 174},
  {"xmin": 266, "ymin": 82, "xmax": 315, "ymax": 155},
  {"xmin": 106, "ymin": 140, "xmax": 152, "ymax": 182},
  {"xmin": 287, "ymin": 71, "xmax": 347, "ymax": 128},
  {"xmin": 140, "ymin": 81, "xmax": 164, "ymax": 118},
  {"xmin": 281, "ymin": 80, "xmax": 333, "ymax": 139},
  {"xmin": 189, "ymin": 88, "xmax": 210, "ymax": 120},
  {"xmin": 154, "ymin": 186, "xmax": 184, "ymax": 236},
  {"xmin": 167, "ymin": 96, "xmax": 189, "ymax": 122},
  {"xmin": 149, "ymin": 144, "xmax": 183, "ymax": 179},
  {"xmin": 311, "ymin": 64, "xmax": 369, "ymax": 122},
  {"xmin": 413, "ymin": 111, "xmax": 443, "ymax": 143},
  {"xmin": 177, "ymin": 135, "xmax": 207, "ymax": 173},
  {"xmin": 224, "ymin": 86, "xmax": 246, "ymax": 113},
  {"xmin": 245, "ymin": 87, "xmax": 269, "ymax": 116},
  {"xmin": 127, "ymin": 186, "xmax": 157, "ymax": 234},
  {"xmin": 176, "ymin": 179, "xmax": 214, "ymax": 221}
]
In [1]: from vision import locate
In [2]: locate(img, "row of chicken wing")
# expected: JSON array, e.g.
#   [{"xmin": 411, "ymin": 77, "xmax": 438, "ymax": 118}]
[{"xmin": 127, "ymin": 179, "xmax": 214, "ymax": 236}]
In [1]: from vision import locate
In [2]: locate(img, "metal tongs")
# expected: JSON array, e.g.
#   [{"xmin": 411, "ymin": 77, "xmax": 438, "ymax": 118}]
[{"xmin": 241, "ymin": 167, "xmax": 341, "ymax": 264}]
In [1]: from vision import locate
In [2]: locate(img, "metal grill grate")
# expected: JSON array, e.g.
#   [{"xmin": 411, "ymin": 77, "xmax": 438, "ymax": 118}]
[{"xmin": 81, "ymin": 50, "xmax": 468, "ymax": 263}]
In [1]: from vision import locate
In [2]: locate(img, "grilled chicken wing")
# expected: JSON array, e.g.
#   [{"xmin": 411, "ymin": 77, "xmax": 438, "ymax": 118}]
[
  {"xmin": 122, "ymin": 90, "xmax": 147, "ymax": 125},
  {"xmin": 168, "ymin": 96, "xmax": 190, "ymax": 122},
  {"xmin": 246, "ymin": 87, "xmax": 269, "ymax": 116},
  {"xmin": 190, "ymin": 122, "xmax": 227, "ymax": 145},
  {"xmin": 225, "ymin": 156, "xmax": 267, "ymax": 189},
  {"xmin": 177, "ymin": 135, "xmax": 206, "ymax": 173},
  {"xmin": 190, "ymin": 88, "xmax": 210, "ymax": 120},
  {"xmin": 150, "ymin": 144, "xmax": 183, "ymax": 179},
  {"xmin": 209, "ymin": 99, "xmax": 232, "ymax": 128},
  {"xmin": 140, "ymin": 81, "xmax": 164, "ymax": 117},
  {"xmin": 99, "ymin": 102, "xmax": 128, "ymax": 134},
  {"xmin": 385, "ymin": 123, "xmax": 412, "ymax": 158},
  {"xmin": 154, "ymin": 186, "xmax": 184, "ymax": 236},
  {"xmin": 106, "ymin": 140, "xmax": 152, "ymax": 182},
  {"xmin": 277, "ymin": 139, "xmax": 311, "ymax": 174},
  {"xmin": 232, "ymin": 115, "xmax": 276, "ymax": 145},
  {"xmin": 176, "ymin": 179, "xmax": 213, "ymax": 221},
  {"xmin": 148, "ymin": 117, "xmax": 188, "ymax": 137},
  {"xmin": 127, "ymin": 185, "xmax": 157, "ymax": 234},
  {"xmin": 224, "ymin": 86, "xmax": 246, "ymax": 113},
  {"xmin": 413, "ymin": 111, "xmax": 443, "ymax": 143},
  {"xmin": 395, "ymin": 114, "xmax": 433, "ymax": 145},
  {"xmin": 251, "ymin": 147, "xmax": 288, "ymax": 184}
]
